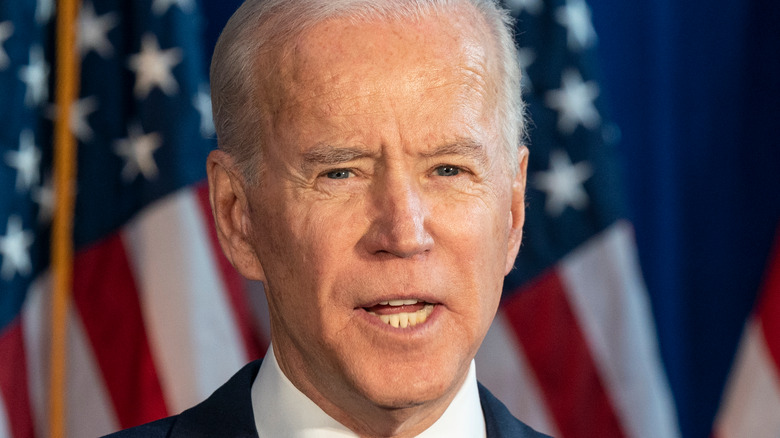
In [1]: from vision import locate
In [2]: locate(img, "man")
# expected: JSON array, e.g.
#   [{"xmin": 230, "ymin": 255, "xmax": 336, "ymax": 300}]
[{"xmin": 109, "ymin": 0, "xmax": 547, "ymax": 436}]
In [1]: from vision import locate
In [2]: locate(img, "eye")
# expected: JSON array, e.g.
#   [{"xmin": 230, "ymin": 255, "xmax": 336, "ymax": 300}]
[
  {"xmin": 325, "ymin": 169, "xmax": 353, "ymax": 179},
  {"xmin": 435, "ymin": 165, "xmax": 460, "ymax": 177}
]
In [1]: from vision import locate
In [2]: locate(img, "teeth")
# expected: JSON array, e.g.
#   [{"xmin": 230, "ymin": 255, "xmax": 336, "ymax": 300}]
[
  {"xmin": 382, "ymin": 299, "xmax": 420, "ymax": 306},
  {"xmin": 368, "ymin": 304, "xmax": 434, "ymax": 329}
]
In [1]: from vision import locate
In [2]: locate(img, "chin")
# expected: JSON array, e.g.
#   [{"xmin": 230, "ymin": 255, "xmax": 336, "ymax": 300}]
[
  {"xmin": 348, "ymin": 352, "xmax": 468, "ymax": 411},
  {"xmin": 362, "ymin": 383, "xmax": 449, "ymax": 411}
]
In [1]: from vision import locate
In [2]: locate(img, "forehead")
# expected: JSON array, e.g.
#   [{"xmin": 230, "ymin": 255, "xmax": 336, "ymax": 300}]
[{"xmin": 263, "ymin": 5, "xmax": 498, "ymax": 121}]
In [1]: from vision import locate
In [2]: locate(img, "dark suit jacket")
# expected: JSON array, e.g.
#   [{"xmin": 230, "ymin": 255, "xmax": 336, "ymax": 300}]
[{"xmin": 104, "ymin": 360, "xmax": 550, "ymax": 437}]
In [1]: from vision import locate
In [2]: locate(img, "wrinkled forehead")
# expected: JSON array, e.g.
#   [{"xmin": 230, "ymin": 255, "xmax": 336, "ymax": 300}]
[{"xmin": 256, "ymin": 3, "xmax": 500, "ymax": 119}]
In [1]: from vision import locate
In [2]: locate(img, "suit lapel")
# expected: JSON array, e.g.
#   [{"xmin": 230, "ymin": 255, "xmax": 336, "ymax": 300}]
[
  {"xmin": 169, "ymin": 360, "xmax": 262, "ymax": 438},
  {"xmin": 479, "ymin": 383, "xmax": 550, "ymax": 437}
]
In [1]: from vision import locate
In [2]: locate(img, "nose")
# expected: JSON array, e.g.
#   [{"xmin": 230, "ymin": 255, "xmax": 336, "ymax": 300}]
[{"xmin": 361, "ymin": 174, "xmax": 434, "ymax": 258}]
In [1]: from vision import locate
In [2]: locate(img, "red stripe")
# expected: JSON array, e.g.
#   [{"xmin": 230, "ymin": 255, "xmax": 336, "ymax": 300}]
[
  {"xmin": 0, "ymin": 319, "xmax": 36, "ymax": 438},
  {"xmin": 73, "ymin": 234, "xmax": 168, "ymax": 428},
  {"xmin": 194, "ymin": 182, "xmax": 266, "ymax": 359},
  {"xmin": 758, "ymin": 224, "xmax": 780, "ymax": 371},
  {"xmin": 502, "ymin": 268, "xmax": 627, "ymax": 438}
]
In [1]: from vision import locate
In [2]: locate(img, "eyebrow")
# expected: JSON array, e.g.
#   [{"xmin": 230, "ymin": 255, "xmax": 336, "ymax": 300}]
[
  {"xmin": 422, "ymin": 139, "xmax": 489, "ymax": 167},
  {"xmin": 300, "ymin": 145, "xmax": 374, "ymax": 174}
]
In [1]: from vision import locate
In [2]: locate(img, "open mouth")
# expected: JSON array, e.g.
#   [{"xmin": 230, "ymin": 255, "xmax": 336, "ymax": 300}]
[{"xmin": 363, "ymin": 299, "xmax": 435, "ymax": 328}]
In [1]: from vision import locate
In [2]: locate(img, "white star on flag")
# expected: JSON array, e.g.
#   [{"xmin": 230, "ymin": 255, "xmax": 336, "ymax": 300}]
[
  {"xmin": 4, "ymin": 130, "xmax": 41, "ymax": 193},
  {"xmin": 32, "ymin": 175, "xmax": 55, "ymax": 224},
  {"xmin": 0, "ymin": 216, "xmax": 34, "ymax": 281},
  {"xmin": 49, "ymin": 96, "xmax": 99, "ymax": 142},
  {"xmin": 79, "ymin": 1, "xmax": 119, "ymax": 59},
  {"xmin": 533, "ymin": 149, "xmax": 593, "ymax": 217},
  {"xmin": 545, "ymin": 69, "xmax": 600, "ymax": 134},
  {"xmin": 36, "ymin": 0, "xmax": 54, "ymax": 25},
  {"xmin": 128, "ymin": 34, "xmax": 183, "ymax": 100},
  {"xmin": 0, "ymin": 21, "xmax": 13, "ymax": 71},
  {"xmin": 18, "ymin": 45, "xmax": 50, "ymax": 107},
  {"xmin": 193, "ymin": 85, "xmax": 215, "ymax": 137},
  {"xmin": 517, "ymin": 47, "xmax": 536, "ymax": 92},
  {"xmin": 152, "ymin": 0, "xmax": 195, "ymax": 16},
  {"xmin": 506, "ymin": 0, "xmax": 543, "ymax": 15},
  {"xmin": 555, "ymin": 0, "xmax": 597, "ymax": 51},
  {"xmin": 114, "ymin": 123, "xmax": 163, "ymax": 182},
  {"xmin": 71, "ymin": 96, "xmax": 99, "ymax": 142}
]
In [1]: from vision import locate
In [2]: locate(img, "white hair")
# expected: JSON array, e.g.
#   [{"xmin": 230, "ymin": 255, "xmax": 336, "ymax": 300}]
[{"xmin": 210, "ymin": 0, "xmax": 525, "ymax": 183}]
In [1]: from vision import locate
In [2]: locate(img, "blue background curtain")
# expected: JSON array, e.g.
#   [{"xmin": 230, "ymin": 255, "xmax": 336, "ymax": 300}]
[
  {"xmin": 588, "ymin": 0, "xmax": 780, "ymax": 437},
  {"xmin": 198, "ymin": 1, "xmax": 780, "ymax": 437}
]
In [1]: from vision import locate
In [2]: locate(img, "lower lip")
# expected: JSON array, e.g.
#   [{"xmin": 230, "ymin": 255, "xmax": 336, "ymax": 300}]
[{"xmin": 355, "ymin": 304, "xmax": 442, "ymax": 335}]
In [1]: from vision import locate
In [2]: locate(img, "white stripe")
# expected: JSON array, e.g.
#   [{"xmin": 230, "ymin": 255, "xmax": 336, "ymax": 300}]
[
  {"xmin": 21, "ymin": 274, "xmax": 119, "ymax": 437},
  {"xmin": 124, "ymin": 189, "xmax": 248, "ymax": 414},
  {"xmin": 559, "ymin": 221, "xmax": 680, "ymax": 438},
  {"xmin": 0, "ymin": 384, "xmax": 11, "ymax": 438},
  {"xmin": 66, "ymin": 303, "xmax": 121, "ymax": 436},
  {"xmin": 21, "ymin": 275, "xmax": 50, "ymax": 438},
  {"xmin": 475, "ymin": 313, "xmax": 560, "ymax": 437},
  {"xmin": 715, "ymin": 319, "xmax": 780, "ymax": 438}
]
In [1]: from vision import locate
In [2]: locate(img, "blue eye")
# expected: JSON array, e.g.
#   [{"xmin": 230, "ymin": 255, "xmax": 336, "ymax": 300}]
[
  {"xmin": 435, "ymin": 166, "xmax": 460, "ymax": 177},
  {"xmin": 326, "ymin": 169, "xmax": 352, "ymax": 179}
]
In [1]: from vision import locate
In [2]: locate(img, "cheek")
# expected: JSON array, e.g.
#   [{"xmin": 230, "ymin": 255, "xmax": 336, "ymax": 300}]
[
  {"xmin": 254, "ymin": 195, "xmax": 367, "ymax": 296},
  {"xmin": 442, "ymin": 193, "xmax": 510, "ymax": 297},
  {"xmin": 433, "ymin": 190, "xmax": 511, "ymax": 260},
  {"xmin": 298, "ymin": 202, "xmax": 367, "ymax": 268},
  {"xmin": 431, "ymin": 196, "xmax": 509, "ymax": 294},
  {"xmin": 251, "ymin": 206, "xmax": 344, "ymax": 343}
]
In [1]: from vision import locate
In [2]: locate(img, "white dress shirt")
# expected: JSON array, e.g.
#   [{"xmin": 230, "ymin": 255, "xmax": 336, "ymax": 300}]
[{"xmin": 252, "ymin": 346, "xmax": 487, "ymax": 437}]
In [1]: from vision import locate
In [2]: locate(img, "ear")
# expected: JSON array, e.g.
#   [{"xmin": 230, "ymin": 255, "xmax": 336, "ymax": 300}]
[
  {"xmin": 207, "ymin": 150, "xmax": 266, "ymax": 282},
  {"xmin": 504, "ymin": 146, "xmax": 529, "ymax": 275}
]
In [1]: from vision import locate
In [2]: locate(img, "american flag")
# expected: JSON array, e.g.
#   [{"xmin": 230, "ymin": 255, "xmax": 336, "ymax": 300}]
[
  {"xmin": 712, "ymin": 224, "xmax": 780, "ymax": 437},
  {"xmin": 0, "ymin": 0, "xmax": 264, "ymax": 436},
  {"xmin": 474, "ymin": 0, "xmax": 681, "ymax": 436}
]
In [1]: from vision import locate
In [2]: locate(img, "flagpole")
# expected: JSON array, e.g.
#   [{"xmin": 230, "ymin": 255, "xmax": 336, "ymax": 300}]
[{"xmin": 51, "ymin": 0, "xmax": 81, "ymax": 436}]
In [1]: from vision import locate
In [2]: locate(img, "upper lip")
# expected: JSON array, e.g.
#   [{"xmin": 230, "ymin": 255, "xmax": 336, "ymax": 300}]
[{"xmin": 358, "ymin": 296, "xmax": 439, "ymax": 308}]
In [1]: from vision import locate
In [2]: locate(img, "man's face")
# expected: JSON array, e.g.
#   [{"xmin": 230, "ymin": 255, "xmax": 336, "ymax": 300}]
[{"xmin": 230, "ymin": 7, "xmax": 526, "ymax": 424}]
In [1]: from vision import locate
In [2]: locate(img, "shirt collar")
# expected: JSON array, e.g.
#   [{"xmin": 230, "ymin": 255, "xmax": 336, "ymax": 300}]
[{"xmin": 251, "ymin": 345, "xmax": 486, "ymax": 437}]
